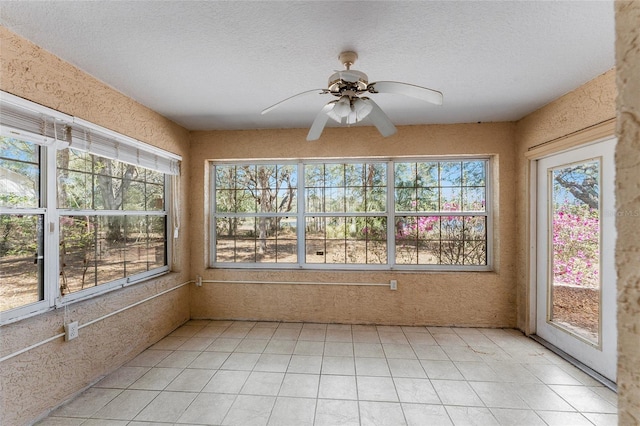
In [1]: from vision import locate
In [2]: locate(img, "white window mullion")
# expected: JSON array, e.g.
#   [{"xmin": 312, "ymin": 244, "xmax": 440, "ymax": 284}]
[
  {"xmin": 297, "ymin": 162, "xmax": 305, "ymax": 268},
  {"xmin": 387, "ymin": 160, "xmax": 396, "ymax": 267},
  {"xmin": 43, "ymin": 144, "xmax": 60, "ymax": 307}
]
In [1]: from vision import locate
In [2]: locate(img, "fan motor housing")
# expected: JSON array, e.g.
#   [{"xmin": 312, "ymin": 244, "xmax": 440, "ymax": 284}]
[{"xmin": 328, "ymin": 70, "xmax": 369, "ymax": 94}]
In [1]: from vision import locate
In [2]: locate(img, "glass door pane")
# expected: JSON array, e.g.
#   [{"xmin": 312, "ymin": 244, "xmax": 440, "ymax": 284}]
[{"xmin": 549, "ymin": 159, "xmax": 600, "ymax": 345}]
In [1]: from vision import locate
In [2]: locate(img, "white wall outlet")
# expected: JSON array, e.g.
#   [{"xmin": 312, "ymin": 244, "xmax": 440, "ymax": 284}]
[
  {"xmin": 196, "ymin": 275, "xmax": 202, "ymax": 287},
  {"xmin": 390, "ymin": 280, "xmax": 398, "ymax": 290},
  {"xmin": 64, "ymin": 321, "xmax": 79, "ymax": 341}
]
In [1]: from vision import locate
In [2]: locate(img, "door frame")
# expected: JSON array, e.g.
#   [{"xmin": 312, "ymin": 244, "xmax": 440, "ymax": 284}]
[
  {"xmin": 524, "ymin": 119, "xmax": 615, "ymax": 336},
  {"xmin": 525, "ymin": 127, "xmax": 617, "ymax": 384}
]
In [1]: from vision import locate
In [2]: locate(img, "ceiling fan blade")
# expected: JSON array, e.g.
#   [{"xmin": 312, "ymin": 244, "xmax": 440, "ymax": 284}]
[
  {"xmin": 261, "ymin": 89, "xmax": 328, "ymax": 115},
  {"xmin": 361, "ymin": 98, "xmax": 397, "ymax": 138},
  {"xmin": 368, "ymin": 81, "xmax": 443, "ymax": 105},
  {"xmin": 307, "ymin": 103, "xmax": 335, "ymax": 141}
]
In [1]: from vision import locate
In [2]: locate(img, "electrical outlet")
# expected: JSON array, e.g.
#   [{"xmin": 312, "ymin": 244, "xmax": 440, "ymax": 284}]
[
  {"xmin": 390, "ymin": 280, "xmax": 398, "ymax": 290},
  {"xmin": 196, "ymin": 275, "xmax": 202, "ymax": 287},
  {"xmin": 65, "ymin": 321, "xmax": 79, "ymax": 341}
]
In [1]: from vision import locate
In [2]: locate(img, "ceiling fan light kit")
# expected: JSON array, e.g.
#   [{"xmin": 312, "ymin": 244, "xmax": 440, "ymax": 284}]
[{"xmin": 261, "ymin": 51, "xmax": 443, "ymax": 141}]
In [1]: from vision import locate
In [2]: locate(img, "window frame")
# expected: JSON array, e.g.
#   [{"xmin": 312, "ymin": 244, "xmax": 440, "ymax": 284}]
[{"xmin": 209, "ymin": 157, "xmax": 493, "ymax": 271}]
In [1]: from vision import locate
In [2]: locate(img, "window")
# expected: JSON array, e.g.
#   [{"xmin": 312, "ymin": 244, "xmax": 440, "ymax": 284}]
[
  {"xmin": 0, "ymin": 138, "xmax": 44, "ymax": 313},
  {"xmin": 0, "ymin": 91, "xmax": 180, "ymax": 324},
  {"xmin": 57, "ymin": 150, "xmax": 167, "ymax": 297},
  {"xmin": 211, "ymin": 158, "xmax": 490, "ymax": 270}
]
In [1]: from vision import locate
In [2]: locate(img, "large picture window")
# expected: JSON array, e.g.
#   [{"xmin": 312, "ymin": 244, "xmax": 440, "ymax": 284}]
[
  {"xmin": 211, "ymin": 158, "xmax": 490, "ymax": 270},
  {"xmin": 0, "ymin": 91, "xmax": 180, "ymax": 324}
]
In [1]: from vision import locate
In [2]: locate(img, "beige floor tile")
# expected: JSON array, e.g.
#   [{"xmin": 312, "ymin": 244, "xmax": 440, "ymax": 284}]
[
  {"xmin": 357, "ymin": 376, "xmax": 398, "ymax": 402},
  {"xmin": 177, "ymin": 337, "xmax": 215, "ymax": 351},
  {"xmin": 240, "ymin": 371, "xmax": 285, "ymax": 396},
  {"xmin": 394, "ymin": 378, "xmax": 440, "ymax": 404},
  {"xmin": 549, "ymin": 384, "xmax": 617, "ymax": 413},
  {"xmin": 382, "ymin": 343, "xmax": 417, "ymax": 359},
  {"xmin": 421, "ymin": 360, "xmax": 464, "ymax": 380},
  {"xmin": 50, "ymin": 388, "xmax": 121, "ymax": 418},
  {"xmin": 272, "ymin": 328, "xmax": 301, "ymax": 340},
  {"xmin": 235, "ymin": 338, "xmax": 269, "ymax": 353},
  {"xmin": 263, "ymin": 339, "xmax": 296, "ymax": 354},
  {"xmin": 129, "ymin": 367, "xmax": 183, "ymax": 390},
  {"xmin": 445, "ymin": 406, "xmax": 500, "ymax": 425},
  {"xmin": 166, "ymin": 368, "xmax": 216, "ymax": 392},
  {"xmin": 490, "ymin": 408, "xmax": 546, "ymax": 425},
  {"xmin": 92, "ymin": 389, "xmax": 159, "ymax": 420},
  {"xmin": 583, "ymin": 412, "xmax": 619, "ymax": 426},
  {"xmin": 254, "ymin": 353, "xmax": 291, "ymax": 372},
  {"xmin": 221, "ymin": 394, "xmax": 276, "ymax": 426},
  {"xmin": 432, "ymin": 333, "xmax": 467, "ymax": 346},
  {"xmin": 388, "ymin": 358, "xmax": 427, "ymax": 378},
  {"xmin": 354, "ymin": 342, "xmax": 385, "ymax": 358},
  {"xmin": 402, "ymin": 403, "xmax": 453, "ymax": 426},
  {"xmin": 455, "ymin": 361, "xmax": 500, "ymax": 381},
  {"xmin": 202, "ymin": 370, "xmax": 250, "ymax": 394},
  {"xmin": 442, "ymin": 345, "xmax": 484, "ymax": 362},
  {"xmin": 207, "ymin": 337, "xmax": 242, "ymax": 352},
  {"xmin": 150, "ymin": 335, "xmax": 189, "ymax": 350},
  {"xmin": 535, "ymin": 410, "xmax": 594, "ymax": 425},
  {"xmin": 133, "ymin": 390, "xmax": 197, "ymax": 423},
  {"xmin": 469, "ymin": 381, "xmax": 529, "ymax": 409},
  {"xmin": 125, "ymin": 349, "xmax": 173, "ymax": 367},
  {"xmin": 432, "ymin": 380, "xmax": 484, "ymax": 407},
  {"xmin": 325, "ymin": 329, "xmax": 353, "ymax": 342},
  {"xmin": 411, "ymin": 344, "xmax": 449, "ymax": 360},
  {"xmin": 246, "ymin": 327, "xmax": 276, "ymax": 339},
  {"xmin": 378, "ymin": 332, "xmax": 410, "ymax": 344},
  {"xmin": 190, "ymin": 351, "xmax": 231, "ymax": 369},
  {"xmin": 314, "ymin": 399, "xmax": 360, "ymax": 426},
  {"xmin": 156, "ymin": 350, "xmax": 200, "ymax": 368},
  {"xmin": 512, "ymin": 383, "xmax": 575, "ymax": 411},
  {"xmin": 359, "ymin": 401, "xmax": 407, "ymax": 426},
  {"xmin": 279, "ymin": 373, "xmax": 320, "ymax": 398},
  {"xmin": 293, "ymin": 340, "xmax": 325, "ymax": 355},
  {"xmin": 322, "ymin": 356, "xmax": 356, "ymax": 375},
  {"xmin": 355, "ymin": 357, "xmax": 391, "ymax": 377},
  {"xmin": 220, "ymin": 352, "xmax": 261, "ymax": 370},
  {"xmin": 405, "ymin": 332, "xmax": 437, "ymax": 345},
  {"xmin": 352, "ymin": 330, "xmax": 381, "ymax": 343},
  {"xmin": 94, "ymin": 366, "xmax": 149, "ymax": 389},
  {"xmin": 298, "ymin": 328, "xmax": 326, "ymax": 341},
  {"xmin": 177, "ymin": 392, "xmax": 236, "ymax": 424},
  {"xmin": 267, "ymin": 396, "xmax": 316, "ymax": 426},
  {"xmin": 287, "ymin": 355, "xmax": 323, "ymax": 374},
  {"xmin": 318, "ymin": 374, "xmax": 358, "ymax": 400},
  {"xmin": 324, "ymin": 341, "xmax": 354, "ymax": 357}
]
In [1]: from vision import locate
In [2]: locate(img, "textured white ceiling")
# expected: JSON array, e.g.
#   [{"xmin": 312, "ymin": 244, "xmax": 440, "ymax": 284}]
[{"xmin": 0, "ymin": 1, "xmax": 615, "ymax": 131}]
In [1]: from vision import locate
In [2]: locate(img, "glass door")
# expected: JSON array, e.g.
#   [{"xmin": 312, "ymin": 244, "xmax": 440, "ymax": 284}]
[{"xmin": 536, "ymin": 138, "xmax": 617, "ymax": 382}]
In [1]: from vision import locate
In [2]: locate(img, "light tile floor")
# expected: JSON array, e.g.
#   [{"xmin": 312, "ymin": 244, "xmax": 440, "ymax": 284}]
[{"xmin": 38, "ymin": 321, "xmax": 618, "ymax": 426}]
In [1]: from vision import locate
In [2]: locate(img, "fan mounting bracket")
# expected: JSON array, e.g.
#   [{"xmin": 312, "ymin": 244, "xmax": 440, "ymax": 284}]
[{"xmin": 338, "ymin": 51, "xmax": 358, "ymax": 69}]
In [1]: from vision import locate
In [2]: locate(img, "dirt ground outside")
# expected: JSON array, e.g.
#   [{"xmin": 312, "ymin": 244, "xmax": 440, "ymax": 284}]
[{"xmin": 551, "ymin": 283, "xmax": 600, "ymax": 343}]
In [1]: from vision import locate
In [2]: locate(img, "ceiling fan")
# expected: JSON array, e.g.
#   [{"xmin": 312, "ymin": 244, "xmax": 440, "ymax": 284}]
[{"xmin": 261, "ymin": 51, "xmax": 443, "ymax": 141}]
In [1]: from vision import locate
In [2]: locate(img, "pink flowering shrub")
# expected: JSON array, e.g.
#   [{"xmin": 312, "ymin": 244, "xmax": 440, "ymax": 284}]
[{"xmin": 552, "ymin": 202, "xmax": 599, "ymax": 288}]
